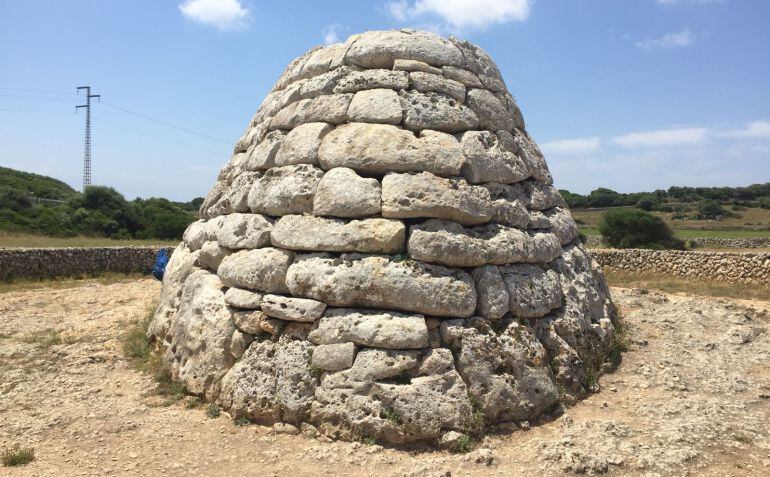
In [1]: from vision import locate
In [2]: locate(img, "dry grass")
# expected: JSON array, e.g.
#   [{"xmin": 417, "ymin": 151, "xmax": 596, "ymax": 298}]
[
  {"xmin": 0, "ymin": 231, "xmax": 178, "ymax": 248},
  {"xmin": 0, "ymin": 272, "xmax": 146, "ymax": 294},
  {"xmin": 605, "ymin": 269, "xmax": 770, "ymax": 301}
]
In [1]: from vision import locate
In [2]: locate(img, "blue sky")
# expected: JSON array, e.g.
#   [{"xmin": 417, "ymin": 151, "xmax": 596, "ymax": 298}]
[{"xmin": 1, "ymin": 0, "xmax": 768, "ymax": 200}]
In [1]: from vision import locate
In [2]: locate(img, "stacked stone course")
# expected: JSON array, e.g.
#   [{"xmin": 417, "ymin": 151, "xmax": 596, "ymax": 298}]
[{"xmin": 149, "ymin": 29, "xmax": 618, "ymax": 445}]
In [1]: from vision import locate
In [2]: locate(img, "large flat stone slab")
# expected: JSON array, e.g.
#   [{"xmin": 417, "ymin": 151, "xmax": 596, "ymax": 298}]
[
  {"xmin": 312, "ymin": 167, "xmax": 381, "ymax": 218},
  {"xmin": 308, "ymin": 309, "xmax": 429, "ymax": 349},
  {"xmin": 274, "ymin": 122, "xmax": 332, "ymax": 167},
  {"xmin": 381, "ymin": 172, "xmax": 492, "ymax": 226},
  {"xmin": 400, "ymin": 90, "xmax": 478, "ymax": 133},
  {"xmin": 286, "ymin": 253, "xmax": 476, "ymax": 317},
  {"xmin": 345, "ymin": 30, "xmax": 465, "ymax": 69},
  {"xmin": 271, "ymin": 215, "xmax": 405, "ymax": 254},
  {"xmin": 217, "ymin": 248, "xmax": 294, "ymax": 294},
  {"xmin": 248, "ymin": 164, "xmax": 324, "ymax": 216},
  {"xmin": 260, "ymin": 294, "xmax": 326, "ymax": 322},
  {"xmin": 332, "ymin": 69, "xmax": 410, "ymax": 93},
  {"xmin": 270, "ymin": 94, "xmax": 352, "ymax": 130},
  {"xmin": 407, "ymin": 219, "xmax": 562, "ymax": 267},
  {"xmin": 483, "ymin": 180, "xmax": 566, "ymax": 211},
  {"xmin": 318, "ymin": 123, "xmax": 464, "ymax": 177},
  {"xmin": 409, "ymin": 71, "xmax": 465, "ymax": 101}
]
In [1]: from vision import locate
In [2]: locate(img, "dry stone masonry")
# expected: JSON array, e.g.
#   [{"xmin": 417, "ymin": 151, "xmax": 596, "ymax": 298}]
[{"xmin": 148, "ymin": 29, "xmax": 620, "ymax": 445}]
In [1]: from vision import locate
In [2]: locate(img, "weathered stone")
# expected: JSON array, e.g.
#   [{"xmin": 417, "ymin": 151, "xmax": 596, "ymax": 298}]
[
  {"xmin": 248, "ymin": 164, "xmax": 324, "ymax": 216},
  {"xmin": 286, "ymin": 253, "xmax": 476, "ymax": 317},
  {"xmin": 261, "ymin": 294, "xmax": 327, "ymax": 322},
  {"xmin": 199, "ymin": 181, "xmax": 229, "ymax": 219},
  {"xmin": 259, "ymin": 315, "xmax": 286, "ymax": 336},
  {"xmin": 244, "ymin": 130, "xmax": 285, "ymax": 171},
  {"xmin": 148, "ymin": 244, "xmax": 200, "ymax": 339},
  {"xmin": 409, "ymin": 71, "xmax": 465, "ymax": 101},
  {"xmin": 312, "ymin": 167, "xmax": 381, "ymax": 218},
  {"xmin": 271, "ymin": 215, "xmax": 405, "ymax": 254},
  {"xmin": 480, "ymin": 74, "xmax": 506, "ymax": 92},
  {"xmin": 217, "ymin": 248, "xmax": 294, "ymax": 293},
  {"xmin": 183, "ymin": 219, "xmax": 215, "ymax": 251},
  {"xmin": 231, "ymin": 309, "xmax": 266, "ymax": 334},
  {"xmin": 215, "ymin": 213, "xmax": 273, "ymax": 250},
  {"xmin": 448, "ymin": 37, "xmax": 502, "ymax": 80},
  {"xmin": 224, "ymin": 287, "xmax": 263, "ymax": 309},
  {"xmin": 274, "ymin": 122, "xmax": 333, "ymax": 166},
  {"xmin": 300, "ymin": 67, "xmax": 349, "ymax": 99},
  {"xmin": 198, "ymin": 241, "xmax": 230, "ymax": 271},
  {"xmin": 270, "ymin": 94, "xmax": 352, "ymax": 130},
  {"xmin": 163, "ymin": 269, "xmax": 235, "ymax": 400},
  {"xmin": 542, "ymin": 208, "xmax": 580, "ymax": 245},
  {"xmin": 230, "ymin": 330, "xmax": 253, "ymax": 359},
  {"xmin": 311, "ymin": 342, "xmax": 357, "ymax": 371},
  {"xmin": 442, "ymin": 65, "xmax": 483, "ymax": 88},
  {"xmin": 345, "ymin": 30, "xmax": 464, "ymax": 69},
  {"xmin": 319, "ymin": 123, "xmax": 464, "ymax": 177},
  {"xmin": 309, "ymin": 309, "xmax": 429, "ymax": 349},
  {"xmin": 505, "ymin": 129, "xmax": 553, "ymax": 184},
  {"xmin": 208, "ymin": 171, "xmax": 262, "ymax": 216},
  {"xmin": 459, "ymin": 131, "xmax": 529, "ymax": 184},
  {"xmin": 217, "ymin": 152, "xmax": 247, "ymax": 183},
  {"xmin": 472, "ymin": 265, "xmax": 509, "ymax": 320},
  {"xmin": 466, "ymin": 89, "xmax": 514, "ymax": 131},
  {"xmin": 499, "ymin": 92, "xmax": 525, "ymax": 130},
  {"xmin": 347, "ymin": 88, "xmax": 403, "ymax": 125},
  {"xmin": 500, "ymin": 264, "xmax": 563, "ymax": 318},
  {"xmin": 440, "ymin": 431, "xmax": 469, "ymax": 451},
  {"xmin": 407, "ymin": 220, "xmax": 562, "ymax": 267},
  {"xmin": 527, "ymin": 210, "xmax": 551, "ymax": 229},
  {"xmin": 400, "ymin": 90, "xmax": 478, "ymax": 133},
  {"xmin": 333, "ymin": 69, "xmax": 410, "ymax": 93},
  {"xmin": 489, "ymin": 197, "xmax": 530, "ymax": 229},
  {"xmin": 483, "ymin": 181, "xmax": 565, "ymax": 211},
  {"xmin": 394, "ymin": 59, "xmax": 442, "ymax": 74},
  {"xmin": 342, "ymin": 348, "xmax": 421, "ymax": 381},
  {"xmin": 381, "ymin": 172, "xmax": 492, "ymax": 225},
  {"xmin": 301, "ymin": 43, "xmax": 347, "ymax": 77}
]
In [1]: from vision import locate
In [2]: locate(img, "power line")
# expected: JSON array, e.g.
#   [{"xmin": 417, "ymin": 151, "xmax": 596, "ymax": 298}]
[
  {"xmin": 0, "ymin": 93, "xmax": 74, "ymax": 102},
  {"xmin": 98, "ymin": 100, "xmax": 230, "ymax": 145},
  {"xmin": 0, "ymin": 87, "xmax": 76, "ymax": 96},
  {"xmin": 0, "ymin": 107, "xmax": 75, "ymax": 113},
  {"xmin": 95, "ymin": 117, "xmax": 223, "ymax": 157}
]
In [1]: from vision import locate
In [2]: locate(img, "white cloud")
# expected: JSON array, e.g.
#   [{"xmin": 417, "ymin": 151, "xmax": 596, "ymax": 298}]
[
  {"xmin": 385, "ymin": 0, "xmax": 532, "ymax": 30},
  {"xmin": 322, "ymin": 24, "xmax": 342, "ymax": 45},
  {"xmin": 179, "ymin": 0, "xmax": 251, "ymax": 31},
  {"xmin": 612, "ymin": 127, "xmax": 709, "ymax": 147},
  {"xmin": 636, "ymin": 28, "xmax": 695, "ymax": 50},
  {"xmin": 719, "ymin": 120, "xmax": 770, "ymax": 140},
  {"xmin": 541, "ymin": 137, "xmax": 602, "ymax": 155}
]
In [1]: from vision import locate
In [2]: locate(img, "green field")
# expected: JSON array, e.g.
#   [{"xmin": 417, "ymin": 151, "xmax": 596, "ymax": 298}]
[
  {"xmin": 573, "ymin": 207, "xmax": 770, "ymax": 242},
  {"xmin": 0, "ymin": 232, "xmax": 178, "ymax": 248}
]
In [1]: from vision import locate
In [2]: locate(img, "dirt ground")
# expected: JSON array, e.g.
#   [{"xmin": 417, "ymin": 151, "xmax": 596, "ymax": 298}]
[{"xmin": 1, "ymin": 278, "xmax": 769, "ymax": 476}]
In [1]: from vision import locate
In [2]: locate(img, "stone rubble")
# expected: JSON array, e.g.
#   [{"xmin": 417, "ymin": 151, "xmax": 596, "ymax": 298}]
[{"xmin": 149, "ymin": 28, "xmax": 617, "ymax": 446}]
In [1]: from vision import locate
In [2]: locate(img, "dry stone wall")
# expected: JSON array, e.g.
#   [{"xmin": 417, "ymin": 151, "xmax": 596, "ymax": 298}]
[
  {"xmin": 591, "ymin": 248, "xmax": 770, "ymax": 285},
  {"xmin": 148, "ymin": 29, "xmax": 619, "ymax": 446},
  {"xmin": 0, "ymin": 246, "xmax": 172, "ymax": 281}
]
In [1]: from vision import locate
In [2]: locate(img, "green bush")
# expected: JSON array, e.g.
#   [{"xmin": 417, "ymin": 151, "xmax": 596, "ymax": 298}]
[
  {"xmin": 696, "ymin": 199, "xmax": 727, "ymax": 219},
  {"xmin": 759, "ymin": 196, "xmax": 770, "ymax": 209},
  {"xmin": 599, "ymin": 209, "xmax": 684, "ymax": 250}
]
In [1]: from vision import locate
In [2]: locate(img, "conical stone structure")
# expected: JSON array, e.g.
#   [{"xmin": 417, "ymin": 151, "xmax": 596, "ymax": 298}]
[{"xmin": 148, "ymin": 29, "xmax": 619, "ymax": 445}]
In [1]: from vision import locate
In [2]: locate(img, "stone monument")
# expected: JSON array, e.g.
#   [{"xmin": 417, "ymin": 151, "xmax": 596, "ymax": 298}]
[{"xmin": 148, "ymin": 29, "xmax": 619, "ymax": 445}]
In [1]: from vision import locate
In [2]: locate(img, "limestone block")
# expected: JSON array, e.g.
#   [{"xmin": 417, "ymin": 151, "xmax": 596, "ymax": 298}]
[
  {"xmin": 381, "ymin": 172, "xmax": 492, "ymax": 225},
  {"xmin": 407, "ymin": 220, "xmax": 562, "ymax": 267},
  {"xmin": 472, "ymin": 265, "xmax": 509, "ymax": 320},
  {"xmin": 342, "ymin": 349, "xmax": 421, "ymax": 381},
  {"xmin": 499, "ymin": 265, "xmax": 563, "ymax": 318},
  {"xmin": 345, "ymin": 30, "xmax": 464, "ymax": 69},
  {"xmin": 507, "ymin": 128, "xmax": 553, "ymax": 184},
  {"xmin": 248, "ymin": 164, "xmax": 324, "ymax": 216},
  {"xmin": 319, "ymin": 123, "xmax": 464, "ymax": 177},
  {"xmin": 394, "ymin": 59, "xmax": 442, "ymax": 74},
  {"xmin": 232, "ymin": 310, "xmax": 268, "ymax": 334},
  {"xmin": 483, "ymin": 181, "xmax": 565, "ymax": 211},
  {"xmin": 224, "ymin": 287, "xmax": 263, "ymax": 309},
  {"xmin": 208, "ymin": 171, "xmax": 262, "ymax": 216},
  {"xmin": 400, "ymin": 90, "xmax": 478, "ymax": 133},
  {"xmin": 244, "ymin": 130, "xmax": 285, "ymax": 172},
  {"xmin": 270, "ymin": 94, "xmax": 352, "ymax": 130},
  {"xmin": 409, "ymin": 71, "xmax": 465, "ymax": 101},
  {"xmin": 312, "ymin": 167, "xmax": 381, "ymax": 218},
  {"xmin": 271, "ymin": 215, "xmax": 406, "ymax": 254},
  {"xmin": 274, "ymin": 122, "xmax": 333, "ymax": 167},
  {"xmin": 198, "ymin": 241, "xmax": 230, "ymax": 271},
  {"xmin": 260, "ymin": 294, "xmax": 327, "ymax": 322},
  {"xmin": 347, "ymin": 88, "xmax": 403, "ymax": 125},
  {"xmin": 543, "ymin": 208, "xmax": 580, "ymax": 245},
  {"xmin": 489, "ymin": 198, "xmax": 530, "ymax": 229},
  {"xmin": 286, "ymin": 253, "xmax": 476, "ymax": 317},
  {"xmin": 215, "ymin": 213, "xmax": 273, "ymax": 250},
  {"xmin": 311, "ymin": 342, "xmax": 357, "ymax": 371},
  {"xmin": 217, "ymin": 248, "xmax": 294, "ymax": 293},
  {"xmin": 465, "ymin": 89, "xmax": 514, "ymax": 131},
  {"xmin": 442, "ymin": 65, "xmax": 483, "ymax": 88},
  {"xmin": 333, "ymin": 69, "xmax": 410, "ymax": 93},
  {"xmin": 230, "ymin": 330, "xmax": 253, "ymax": 359},
  {"xmin": 459, "ymin": 131, "xmax": 529, "ymax": 184},
  {"xmin": 308, "ymin": 309, "xmax": 429, "ymax": 349}
]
